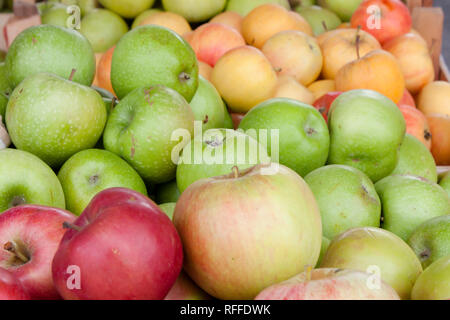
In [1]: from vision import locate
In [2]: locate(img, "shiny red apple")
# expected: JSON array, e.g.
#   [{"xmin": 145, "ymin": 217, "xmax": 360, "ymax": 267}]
[
  {"xmin": 313, "ymin": 91, "xmax": 343, "ymax": 122},
  {"xmin": 0, "ymin": 267, "xmax": 30, "ymax": 300}
]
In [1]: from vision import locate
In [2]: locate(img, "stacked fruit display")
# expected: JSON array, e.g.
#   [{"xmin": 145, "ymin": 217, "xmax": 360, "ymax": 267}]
[{"xmin": 0, "ymin": 0, "xmax": 448, "ymax": 300}]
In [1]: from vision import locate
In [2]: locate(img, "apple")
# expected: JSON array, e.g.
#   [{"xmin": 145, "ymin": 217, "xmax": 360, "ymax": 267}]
[
  {"xmin": 0, "ymin": 268, "xmax": 30, "ymax": 300},
  {"xmin": 103, "ymin": 85, "xmax": 194, "ymax": 184},
  {"xmin": 0, "ymin": 149, "xmax": 65, "ymax": 213},
  {"xmin": 308, "ymin": 79, "xmax": 336, "ymax": 100},
  {"xmin": 320, "ymin": 227, "xmax": 422, "ymax": 299},
  {"xmin": 408, "ymin": 215, "xmax": 450, "ymax": 269},
  {"xmin": 52, "ymin": 188, "xmax": 183, "ymax": 300},
  {"xmin": 210, "ymin": 11, "xmax": 243, "ymax": 33},
  {"xmin": 296, "ymin": 5, "xmax": 342, "ymax": 36},
  {"xmin": 440, "ymin": 171, "xmax": 450, "ymax": 197},
  {"xmin": 411, "ymin": 256, "xmax": 450, "ymax": 300},
  {"xmin": 6, "ymin": 72, "xmax": 107, "ymax": 168},
  {"xmin": 40, "ymin": 3, "xmax": 71, "ymax": 28},
  {"xmin": 375, "ymin": 175, "xmax": 450, "ymax": 241},
  {"xmin": 156, "ymin": 180, "xmax": 181, "ymax": 204},
  {"xmin": 351, "ymin": 0, "xmax": 412, "ymax": 45},
  {"xmin": 0, "ymin": 63, "xmax": 11, "ymax": 121},
  {"xmin": 165, "ymin": 271, "xmax": 212, "ymax": 300},
  {"xmin": 318, "ymin": 0, "xmax": 363, "ymax": 21},
  {"xmin": 173, "ymin": 163, "xmax": 322, "ymax": 300},
  {"xmin": 327, "ymin": 89, "xmax": 406, "ymax": 182},
  {"xmin": 398, "ymin": 104, "xmax": 432, "ymax": 150},
  {"xmin": 312, "ymin": 91, "xmax": 342, "ymax": 122},
  {"xmin": 162, "ymin": 0, "xmax": 226, "ymax": 23},
  {"xmin": 273, "ymin": 75, "xmax": 315, "ymax": 105},
  {"xmin": 0, "ymin": 205, "xmax": 76, "ymax": 299},
  {"xmin": 111, "ymin": 25, "xmax": 199, "ymax": 101},
  {"xmin": 198, "ymin": 61, "xmax": 212, "ymax": 81},
  {"xmin": 239, "ymin": 98, "xmax": 330, "ymax": 177},
  {"xmin": 418, "ymin": 81, "xmax": 450, "ymax": 117},
  {"xmin": 0, "ymin": 119, "xmax": 9, "ymax": 149},
  {"xmin": 427, "ymin": 114, "xmax": 450, "ymax": 166},
  {"xmin": 391, "ymin": 134, "xmax": 437, "ymax": 182},
  {"xmin": 159, "ymin": 202, "xmax": 176, "ymax": 220},
  {"xmin": 95, "ymin": 46, "xmax": 115, "ymax": 96},
  {"xmin": 5, "ymin": 25, "xmax": 96, "ymax": 88},
  {"xmin": 316, "ymin": 237, "xmax": 331, "ymax": 267},
  {"xmin": 255, "ymin": 268, "xmax": 400, "ymax": 300},
  {"xmin": 398, "ymin": 89, "xmax": 416, "ymax": 108},
  {"xmin": 79, "ymin": 9, "xmax": 128, "ymax": 53},
  {"xmin": 58, "ymin": 149, "xmax": 148, "ymax": 215},
  {"xmin": 138, "ymin": 11, "xmax": 192, "ymax": 36},
  {"xmin": 98, "ymin": 0, "xmax": 155, "ymax": 18},
  {"xmin": 76, "ymin": 0, "xmax": 100, "ymax": 16},
  {"xmin": 223, "ymin": 105, "xmax": 234, "ymax": 129},
  {"xmin": 176, "ymin": 128, "xmax": 269, "ymax": 192},
  {"xmin": 131, "ymin": 8, "xmax": 162, "ymax": 29},
  {"xmin": 226, "ymin": 0, "xmax": 290, "ymax": 16},
  {"xmin": 305, "ymin": 164, "xmax": 381, "ymax": 240}
]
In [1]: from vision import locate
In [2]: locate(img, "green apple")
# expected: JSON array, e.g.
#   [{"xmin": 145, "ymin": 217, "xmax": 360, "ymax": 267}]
[
  {"xmin": 320, "ymin": 227, "xmax": 423, "ymax": 299},
  {"xmin": 58, "ymin": 149, "xmax": 148, "ymax": 215},
  {"xmin": 317, "ymin": 0, "xmax": 364, "ymax": 22},
  {"xmin": 6, "ymin": 73, "xmax": 107, "ymax": 168},
  {"xmin": 79, "ymin": 9, "xmax": 128, "ymax": 53},
  {"xmin": 159, "ymin": 202, "xmax": 176, "ymax": 220},
  {"xmin": 391, "ymin": 134, "xmax": 437, "ymax": 183},
  {"xmin": 156, "ymin": 180, "xmax": 181, "ymax": 204},
  {"xmin": 328, "ymin": 90, "xmax": 406, "ymax": 182},
  {"xmin": 111, "ymin": 25, "xmax": 199, "ymax": 101},
  {"xmin": 40, "ymin": 3, "xmax": 71, "ymax": 28},
  {"xmin": 411, "ymin": 255, "xmax": 450, "ymax": 300},
  {"xmin": 295, "ymin": 0, "xmax": 316, "ymax": 6},
  {"xmin": 316, "ymin": 236, "xmax": 330, "ymax": 268},
  {"xmin": 75, "ymin": 0, "xmax": 100, "ymax": 16},
  {"xmin": 226, "ymin": 0, "xmax": 290, "ymax": 16},
  {"xmin": 375, "ymin": 175, "xmax": 450, "ymax": 241},
  {"xmin": 131, "ymin": 8, "xmax": 162, "ymax": 29},
  {"xmin": 176, "ymin": 128, "xmax": 269, "ymax": 193},
  {"xmin": 190, "ymin": 76, "xmax": 225, "ymax": 131},
  {"xmin": 296, "ymin": 5, "xmax": 341, "ymax": 36},
  {"xmin": 304, "ymin": 164, "xmax": 381, "ymax": 239},
  {"xmin": 103, "ymin": 85, "xmax": 195, "ymax": 184},
  {"xmin": 162, "ymin": 0, "xmax": 226, "ymax": 22},
  {"xmin": 223, "ymin": 104, "xmax": 234, "ymax": 129},
  {"xmin": 0, "ymin": 63, "xmax": 11, "ymax": 121},
  {"xmin": 98, "ymin": 0, "xmax": 155, "ymax": 18},
  {"xmin": 5, "ymin": 25, "xmax": 95, "ymax": 88},
  {"xmin": 239, "ymin": 98, "xmax": 330, "ymax": 177},
  {"xmin": 0, "ymin": 148, "xmax": 65, "ymax": 213},
  {"xmin": 440, "ymin": 171, "xmax": 450, "ymax": 197},
  {"xmin": 408, "ymin": 215, "xmax": 450, "ymax": 269}
]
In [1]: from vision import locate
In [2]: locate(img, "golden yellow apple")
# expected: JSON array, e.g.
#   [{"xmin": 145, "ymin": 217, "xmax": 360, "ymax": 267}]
[
  {"xmin": 308, "ymin": 79, "xmax": 336, "ymax": 100},
  {"xmin": 417, "ymin": 81, "xmax": 450, "ymax": 117}
]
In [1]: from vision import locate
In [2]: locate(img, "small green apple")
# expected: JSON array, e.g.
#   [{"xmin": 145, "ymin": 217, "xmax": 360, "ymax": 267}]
[
  {"xmin": 296, "ymin": 5, "xmax": 341, "ymax": 36},
  {"xmin": 6, "ymin": 73, "xmax": 107, "ymax": 168},
  {"xmin": 411, "ymin": 256, "xmax": 450, "ymax": 300},
  {"xmin": 98, "ymin": 0, "xmax": 155, "ymax": 18},
  {"xmin": 305, "ymin": 164, "xmax": 381, "ymax": 239},
  {"xmin": 440, "ymin": 171, "xmax": 450, "ymax": 197},
  {"xmin": 408, "ymin": 215, "xmax": 450, "ymax": 269},
  {"xmin": 111, "ymin": 25, "xmax": 199, "ymax": 101},
  {"xmin": 131, "ymin": 8, "xmax": 162, "ymax": 29},
  {"xmin": 58, "ymin": 149, "xmax": 148, "ymax": 215},
  {"xmin": 0, "ymin": 148, "xmax": 65, "ymax": 213},
  {"xmin": 328, "ymin": 90, "xmax": 406, "ymax": 182},
  {"xmin": 159, "ymin": 202, "xmax": 176, "ymax": 220},
  {"xmin": 317, "ymin": 0, "xmax": 364, "ymax": 21},
  {"xmin": 0, "ymin": 63, "xmax": 11, "ymax": 121},
  {"xmin": 5, "ymin": 25, "xmax": 96, "ymax": 88},
  {"xmin": 162, "ymin": 0, "xmax": 226, "ymax": 22},
  {"xmin": 40, "ymin": 3, "xmax": 71, "ymax": 28},
  {"xmin": 79, "ymin": 9, "xmax": 129, "ymax": 53},
  {"xmin": 226, "ymin": 0, "xmax": 290, "ymax": 16},
  {"xmin": 239, "ymin": 98, "xmax": 330, "ymax": 177},
  {"xmin": 156, "ymin": 180, "xmax": 181, "ymax": 204},
  {"xmin": 103, "ymin": 85, "xmax": 195, "ymax": 184},
  {"xmin": 391, "ymin": 134, "xmax": 437, "ymax": 183},
  {"xmin": 223, "ymin": 104, "xmax": 234, "ymax": 129}
]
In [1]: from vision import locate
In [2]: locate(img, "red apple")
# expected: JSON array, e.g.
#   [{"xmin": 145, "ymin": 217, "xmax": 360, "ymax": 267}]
[
  {"xmin": 351, "ymin": 0, "xmax": 412, "ymax": 45},
  {"xmin": 255, "ymin": 268, "xmax": 400, "ymax": 300},
  {"xmin": 0, "ymin": 268, "xmax": 30, "ymax": 300},
  {"xmin": 398, "ymin": 89, "xmax": 416, "ymax": 108},
  {"xmin": 0, "ymin": 205, "xmax": 76, "ymax": 299},
  {"xmin": 52, "ymin": 188, "xmax": 183, "ymax": 300},
  {"xmin": 398, "ymin": 104, "xmax": 432, "ymax": 150},
  {"xmin": 165, "ymin": 271, "xmax": 211, "ymax": 300},
  {"xmin": 313, "ymin": 91, "xmax": 343, "ymax": 122}
]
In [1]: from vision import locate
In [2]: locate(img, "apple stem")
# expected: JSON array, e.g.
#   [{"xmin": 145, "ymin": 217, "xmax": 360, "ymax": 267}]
[
  {"xmin": 68, "ymin": 68, "xmax": 77, "ymax": 81},
  {"xmin": 63, "ymin": 221, "xmax": 82, "ymax": 232},
  {"xmin": 322, "ymin": 21, "xmax": 328, "ymax": 32},
  {"xmin": 355, "ymin": 26, "xmax": 361, "ymax": 60},
  {"xmin": 305, "ymin": 265, "xmax": 313, "ymax": 281},
  {"xmin": 3, "ymin": 241, "xmax": 28, "ymax": 264},
  {"xmin": 232, "ymin": 166, "xmax": 239, "ymax": 179}
]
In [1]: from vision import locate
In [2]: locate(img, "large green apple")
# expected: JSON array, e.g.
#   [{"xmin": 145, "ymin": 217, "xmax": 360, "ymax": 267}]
[
  {"xmin": 155, "ymin": 180, "xmax": 181, "ymax": 204},
  {"xmin": 58, "ymin": 149, "xmax": 148, "ymax": 215},
  {"xmin": 296, "ymin": 5, "xmax": 341, "ymax": 36},
  {"xmin": 320, "ymin": 227, "xmax": 423, "ymax": 299},
  {"xmin": 408, "ymin": 215, "xmax": 450, "ymax": 269},
  {"xmin": 411, "ymin": 256, "xmax": 450, "ymax": 300},
  {"xmin": 40, "ymin": 3, "xmax": 71, "ymax": 28},
  {"xmin": 317, "ymin": 0, "xmax": 364, "ymax": 21},
  {"xmin": 0, "ymin": 148, "xmax": 65, "ymax": 213},
  {"xmin": 131, "ymin": 8, "xmax": 162, "ymax": 29},
  {"xmin": 226, "ymin": 0, "xmax": 290, "ymax": 16},
  {"xmin": 328, "ymin": 90, "xmax": 406, "ymax": 182},
  {"xmin": 103, "ymin": 85, "xmax": 195, "ymax": 184},
  {"xmin": 239, "ymin": 98, "xmax": 330, "ymax": 177},
  {"xmin": 99, "ymin": 0, "xmax": 155, "ymax": 18},
  {"xmin": 111, "ymin": 25, "xmax": 199, "ymax": 101},
  {"xmin": 176, "ymin": 128, "xmax": 269, "ymax": 192},
  {"xmin": 0, "ymin": 63, "xmax": 11, "ymax": 121},
  {"xmin": 6, "ymin": 73, "xmax": 107, "ymax": 168},
  {"xmin": 375, "ymin": 175, "xmax": 450, "ymax": 241},
  {"xmin": 304, "ymin": 164, "xmax": 381, "ymax": 239},
  {"xmin": 5, "ymin": 25, "xmax": 95, "ymax": 88},
  {"xmin": 79, "ymin": 9, "xmax": 128, "ymax": 53},
  {"xmin": 440, "ymin": 171, "xmax": 450, "ymax": 197},
  {"xmin": 162, "ymin": 0, "xmax": 226, "ymax": 22},
  {"xmin": 391, "ymin": 134, "xmax": 437, "ymax": 183}
]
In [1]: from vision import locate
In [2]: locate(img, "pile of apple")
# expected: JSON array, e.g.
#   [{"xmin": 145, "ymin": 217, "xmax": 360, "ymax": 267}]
[{"xmin": 0, "ymin": 0, "xmax": 448, "ymax": 301}]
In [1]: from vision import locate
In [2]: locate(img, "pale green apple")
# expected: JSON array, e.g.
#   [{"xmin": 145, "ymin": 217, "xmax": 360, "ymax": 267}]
[
  {"xmin": 156, "ymin": 180, "xmax": 181, "ymax": 204},
  {"xmin": 375, "ymin": 175, "xmax": 450, "ymax": 241},
  {"xmin": 0, "ymin": 63, "xmax": 11, "ymax": 121},
  {"xmin": 111, "ymin": 25, "xmax": 199, "ymax": 101},
  {"xmin": 6, "ymin": 73, "xmax": 107, "ymax": 168},
  {"xmin": 328, "ymin": 90, "xmax": 406, "ymax": 182},
  {"xmin": 103, "ymin": 85, "xmax": 195, "ymax": 184},
  {"xmin": 131, "ymin": 8, "xmax": 162, "ymax": 29},
  {"xmin": 391, "ymin": 134, "xmax": 437, "ymax": 183},
  {"xmin": 296, "ymin": 5, "xmax": 341, "ymax": 35},
  {"xmin": 98, "ymin": 0, "xmax": 155, "ymax": 18},
  {"xmin": 411, "ymin": 256, "xmax": 450, "ymax": 300},
  {"xmin": 40, "ymin": 3, "xmax": 71, "ymax": 28},
  {"xmin": 226, "ymin": 0, "xmax": 290, "ymax": 16},
  {"xmin": 440, "ymin": 171, "xmax": 450, "ymax": 197},
  {"xmin": 305, "ymin": 165, "xmax": 381, "ymax": 239},
  {"xmin": 5, "ymin": 25, "xmax": 96, "ymax": 88},
  {"xmin": 316, "ymin": 236, "xmax": 330, "ymax": 267},
  {"xmin": 0, "ymin": 148, "xmax": 65, "ymax": 213},
  {"xmin": 239, "ymin": 98, "xmax": 330, "ymax": 177},
  {"xmin": 317, "ymin": 0, "xmax": 364, "ymax": 21},
  {"xmin": 58, "ymin": 149, "xmax": 148, "ymax": 215},
  {"xmin": 408, "ymin": 215, "xmax": 450, "ymax": 269},
  {"xmin": 320, "ymin": 227, "xmax": 423, "ymax": 299},
  {"xmin": 159, "ymin": 202, "xmax": 176, "ymax": 220},
  {"xmin": 162, "ymin": 0, "xmax": 226, "ymax": 22},
  {"xmin": 76, "ymin": 0, "xmax": 100, "ymax": 16}
]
